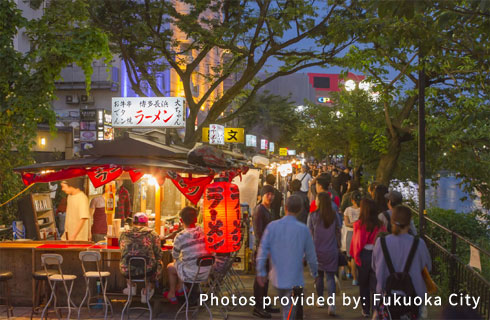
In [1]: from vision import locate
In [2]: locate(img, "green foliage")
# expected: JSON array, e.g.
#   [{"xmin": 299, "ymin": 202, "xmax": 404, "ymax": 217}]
[
  {"xmin": 88, "ymin": 0, "xmax": 360, "ymax": 145},
  {"xmin": 0, "ymin": 0, "xmax": 110, "ymax": 225}
]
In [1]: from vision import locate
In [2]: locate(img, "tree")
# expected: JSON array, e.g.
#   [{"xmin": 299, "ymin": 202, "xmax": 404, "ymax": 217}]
[
  {"xmin": 238, "ymin": 92, "xmax": 300, "ymax": 148},
  {"xmin": 335, "ymin": 0, "xmax": 490, "ymax": 207},
  {"xmin": 0, "ymin": 0, "xmax": 110, "ymax": 223},
  {"xmin": 88, "ymin": 0, "xmax": 360, "ymax": 145}
]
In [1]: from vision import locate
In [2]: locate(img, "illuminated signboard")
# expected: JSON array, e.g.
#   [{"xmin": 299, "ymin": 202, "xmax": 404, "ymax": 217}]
[
  {"xmin": 260, "ymin": 139, "xmax": 268, "ymax": 150},
  {"xmin": 279, "ymin": 148, "xmax": 288, "ymax": 156},
  {"xmin": 269, "ymin": 142, "xmax": 275, "ymax": 153},
  {"xmin": 208, "ymin": 124, "xmax": 225, "ymax": 145},
  {"xmin": 246, "ymin": 134, "xmax": 257, "ymax": 147},
  {"xmin": 317, "ymin": 97, "xmax": 332, "ymax": 103},
  {"xmin": 288, "ymin": 149, "xmax": 296, "ymax": 156},
  {"xmin": 202, "ymin": 127, "xmax": 245, "ymax": 143}
]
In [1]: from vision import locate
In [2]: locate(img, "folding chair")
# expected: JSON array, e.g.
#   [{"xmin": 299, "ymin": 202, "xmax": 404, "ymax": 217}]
[
  {"xmin": 40, "ymin": 254, "xmax": 78, "ymax": 320},
  {"xmin": 175, "ymin": 255, "xmax": 215, "ymax": 320},
  {"xmin": 78, "ymin": 251, "xmax": 113, "ymax": 319},
  {"xmin": 121, "ymin": 257, "xmax": 152, "ymax": 320}
]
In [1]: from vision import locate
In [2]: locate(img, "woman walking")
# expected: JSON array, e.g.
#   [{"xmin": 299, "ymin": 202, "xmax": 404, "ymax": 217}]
[
  {"xmin": 350, "ymin": 199, "xmax": 386, "ymax": 318},
  {"xmin": 342, "ymin": 190, "xmax": 362, "ymax": 285},
  {"xmin": 307, "ymin": 192, "xmax": 341, "ymax": 315}
]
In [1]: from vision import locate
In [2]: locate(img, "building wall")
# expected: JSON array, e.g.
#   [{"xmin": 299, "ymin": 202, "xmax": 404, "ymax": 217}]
[{"xmin": 33, "ymin": 128, "xmax": 74, "ymax": 160}]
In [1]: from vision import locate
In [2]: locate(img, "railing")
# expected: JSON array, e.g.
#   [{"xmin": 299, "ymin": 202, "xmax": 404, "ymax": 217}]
[{"xmin": 408, "ymin": 206, "xmax": 490, "ymax": 320}]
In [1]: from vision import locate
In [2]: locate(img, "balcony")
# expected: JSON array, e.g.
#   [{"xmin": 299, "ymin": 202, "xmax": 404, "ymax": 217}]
[{"xmin": 55, "ymin": 65, "xmax": 119, "ymax": 91}]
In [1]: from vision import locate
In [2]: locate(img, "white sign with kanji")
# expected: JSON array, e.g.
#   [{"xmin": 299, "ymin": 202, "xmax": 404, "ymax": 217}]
[
  {"xmin": 209, "ymin": 124, "xmax": 225, "ymax": 145},
  {"xmin": 111, "ymin": 97, "xmax": 185, "ymax": 128}
]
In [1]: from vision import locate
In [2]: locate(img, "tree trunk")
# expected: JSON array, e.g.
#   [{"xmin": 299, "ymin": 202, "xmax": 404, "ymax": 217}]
[{"xmin": 375, "ymin": 137, "xmax": 402, "ymax": 186}]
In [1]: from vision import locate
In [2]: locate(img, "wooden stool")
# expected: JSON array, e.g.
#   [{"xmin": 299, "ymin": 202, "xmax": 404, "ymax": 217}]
[
  {"xmin": 0, "ymin": 271, "xmax": 14, "ymax": 319},
  {"xmin": 31, "ymin": 269, "xmax": 58, "ymax": 319}
]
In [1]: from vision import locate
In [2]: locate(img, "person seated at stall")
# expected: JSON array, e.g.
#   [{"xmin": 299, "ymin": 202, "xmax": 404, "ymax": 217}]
[
  {"xmin": 164, "ymin": 206, "xmax": 211, "ymax": 304},
  {"xmin": 119, "ymin": 213, "xmax": 163, "ymax": 303}
]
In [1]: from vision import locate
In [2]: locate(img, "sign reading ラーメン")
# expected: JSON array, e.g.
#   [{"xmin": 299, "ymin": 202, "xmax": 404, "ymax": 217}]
[{"xmin": 111, "ymin": 97, "xmax": 185, "ymax": 128}]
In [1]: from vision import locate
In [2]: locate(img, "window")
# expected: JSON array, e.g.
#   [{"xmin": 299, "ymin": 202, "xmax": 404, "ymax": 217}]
[{"xmin": 313, "ymin": 77, "xmax": 330, "ymax": 89}]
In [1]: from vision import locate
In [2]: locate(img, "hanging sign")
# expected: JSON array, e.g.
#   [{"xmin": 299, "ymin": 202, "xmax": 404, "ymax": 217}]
[
  {"xmin": 167, "ymin": 171, "xmax": 214, "ymax": 205},
  {"xmin": 269, "ymin": 142, "xmax": 275, "ymax": 153},
  {"xmin": 202, "ymin": 127, "xmax": 244, "ymax": 143},
  {"xmin": 245, "ymin": 135, "xmax": 257, "ymax": 147},
  {"xmin": 208, "ymin": 124, "xmax": 225, "ymax": 145},
  {"xmin": 279, "ymin": 148, "xmax": 288, "ymax": 156},
  {"xmin": 260, "ymin": 139, "xmax": 268, "ymax": 150},
  {"xmin": 111, "ymin": 97, "xmax": 185, "ymax": 128},
  {"xmin": 87, "ymin": 166, "xmax": 123, "ymax": 188}
]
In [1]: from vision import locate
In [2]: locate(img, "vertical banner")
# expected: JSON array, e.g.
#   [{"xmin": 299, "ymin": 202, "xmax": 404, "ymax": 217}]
[{"xmin": 209, "ymin": 124, "xmax": 225, "ymax": 145}]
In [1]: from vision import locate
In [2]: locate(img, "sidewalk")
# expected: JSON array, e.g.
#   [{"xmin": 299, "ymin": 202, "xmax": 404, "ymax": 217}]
[{"xmin": 6, "ymin": 270, "xmax": 441, "ymax": 319}]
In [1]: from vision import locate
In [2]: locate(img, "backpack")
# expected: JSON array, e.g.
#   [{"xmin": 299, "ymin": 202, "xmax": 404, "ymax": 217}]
[{"xmin": 378, "ymin": 236, "xmax": 419, "ymax": 320}]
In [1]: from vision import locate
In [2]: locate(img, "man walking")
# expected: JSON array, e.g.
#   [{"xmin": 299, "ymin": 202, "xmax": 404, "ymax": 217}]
[
  {"xmin": 252, "ymin": 185, "xmax": 279, "ymax": 318},
  {"xmin": 294, "ymin": 166, "xmax": 312, "ymax": 195},
  {"xmin": 256, "ymin": 196, "xmax": 318, "ymax": 320},
  {"xmin": 264, "ymin": 174, "xmax": 283, "ymax": 220}
]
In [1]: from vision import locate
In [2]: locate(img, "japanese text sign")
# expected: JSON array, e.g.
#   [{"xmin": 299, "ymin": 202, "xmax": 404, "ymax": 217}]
[
  {"xmin": 269, "ymin": 142, "xmax": 275, "ymax": 153},
  {"xmin": 111, "ymin": 97, "xmax": 185, "ymax": 128},
  {"xmin": 279, "ymin": 148, "xmax": 288, "ymax": 156},
  {"xmin": 202, "ymin": 127, "xmax": 244, "ymax": 143},
  {"xmin": 245, "ymin": 134, "xmax": 256, "ymax": 147},
  {"xmin": 288, "ymin": 149, "xmax": 297, "ymax": 155},
  {"xmin": 260, "ymin": 139, "xmax": 268, "ymax": 150},
  {"xmin": 209, "ymin": 124, "xmax": 225, "ymax": 145}
]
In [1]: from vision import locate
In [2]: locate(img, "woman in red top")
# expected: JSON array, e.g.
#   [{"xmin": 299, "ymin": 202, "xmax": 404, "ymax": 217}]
[{"xmin": 349, "ymin": 199, "xmax": 386, "ymax": 318}]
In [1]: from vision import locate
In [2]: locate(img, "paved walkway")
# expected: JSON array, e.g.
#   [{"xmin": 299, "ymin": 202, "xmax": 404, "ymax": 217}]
[{"xmin": 6, "ymin": 270, "xmax": 441, "ymax": 319}]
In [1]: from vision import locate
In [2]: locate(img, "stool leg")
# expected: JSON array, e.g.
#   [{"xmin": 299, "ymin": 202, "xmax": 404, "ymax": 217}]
[
  {"xmin": 5, "ymin": 280, "xmax": 13, "ymax": 319},
  {"xmin": 78, "ymin": 277, "xmax": 90, "ymax": 320},
  {"xmin": 121, "ymin": 282, "xmax": 133, "ymax": 320},
  {"xmin": 102, "ymin": 277, "xmax": 112, "ymax": 319},
  {"xmin": 31, "ymin": 279, "xmax": 40, "ymax": 320},
  {"xmin": 41, "ymin": 282, "xmax": 56, "ymax": 320},
  {"xmin": 65, "ymin": 280, "xmax": 76, "ymax": 320}
]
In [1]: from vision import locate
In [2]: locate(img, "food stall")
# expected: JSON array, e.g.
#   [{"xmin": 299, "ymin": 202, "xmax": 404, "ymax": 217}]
[{"xmin": 0, "ymin": 131, "xmax": 250, "ymax": 305}]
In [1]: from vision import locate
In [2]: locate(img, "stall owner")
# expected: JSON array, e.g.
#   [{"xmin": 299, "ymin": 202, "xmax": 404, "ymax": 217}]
[{"xmin": 60, "ymin": 178, "xmax": 90, "ymax": 241}]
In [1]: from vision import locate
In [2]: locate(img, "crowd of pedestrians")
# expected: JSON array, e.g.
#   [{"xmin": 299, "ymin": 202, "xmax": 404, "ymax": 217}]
[{"xmin": 253, "ymin": 161, "xmax": 432, "ymax": 319}]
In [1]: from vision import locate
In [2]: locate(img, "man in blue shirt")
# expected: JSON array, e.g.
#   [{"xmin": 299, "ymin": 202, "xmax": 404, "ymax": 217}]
[{"xmin": 256, "ymin": 195, "xmax": 318, "ymax": 320}]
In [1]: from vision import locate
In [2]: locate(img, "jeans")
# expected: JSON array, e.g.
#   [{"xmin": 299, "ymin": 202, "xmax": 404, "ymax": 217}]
[
  {"xmin": 277, "ymin": 288, "xmax": 295, "ymax": 320},
  {"xmin": 358, "ymin": 249, "xmax": 376, "ymax": 314},
  {"xmin": 315, "ymin": 270, "xmax": 336, "ymax": 303}
]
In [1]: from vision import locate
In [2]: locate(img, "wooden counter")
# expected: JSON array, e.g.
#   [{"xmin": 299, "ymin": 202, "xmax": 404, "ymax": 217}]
[{"xmin": 0, "ymin": 241, "xmax": 173, "ymax": 306}]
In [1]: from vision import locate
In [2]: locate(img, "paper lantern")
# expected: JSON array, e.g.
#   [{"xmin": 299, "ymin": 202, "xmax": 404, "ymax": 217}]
[{"xmin": 203, "ymin": 178, "xmax": 241, "ymax": 253}]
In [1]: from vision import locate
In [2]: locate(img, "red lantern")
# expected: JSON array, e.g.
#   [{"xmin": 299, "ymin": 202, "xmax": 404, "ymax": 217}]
[{"xmin": 203, "ymin": 178, "xmax": 241, "ymax": 253}]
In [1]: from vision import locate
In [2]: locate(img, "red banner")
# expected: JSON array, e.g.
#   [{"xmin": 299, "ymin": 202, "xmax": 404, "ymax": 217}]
[
  {"xmin": 21, "ymin": 168, "xmax": 87, "ymax": 186},
  {"xmin": 167, "ymin": 171, "xmax": 214, "ymax": 205},
  {"xmin": 87, "ymin": 166, "xmax": 123, "ymax": 188},
  {"xmin": 128, "ymin": 169, "xmax": 144, "ymax": 183}
]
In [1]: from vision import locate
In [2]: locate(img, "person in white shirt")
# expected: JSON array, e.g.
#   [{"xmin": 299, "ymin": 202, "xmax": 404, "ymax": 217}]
[
  {"xmin": 60, "ymin": 178, "xmax": 90, "ymax": 241},
  {"xmin": 294, "ymin": 166, "xmax": 312, "ymax": 194}
]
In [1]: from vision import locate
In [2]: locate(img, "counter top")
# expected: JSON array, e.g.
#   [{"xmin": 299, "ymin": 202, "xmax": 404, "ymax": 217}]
[{"xmin": 0, "ymin": 241, "xmax": 173, "ymax": 252}]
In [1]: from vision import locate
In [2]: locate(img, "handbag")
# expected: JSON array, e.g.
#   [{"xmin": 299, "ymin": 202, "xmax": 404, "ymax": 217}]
[{"xmin": 422, "ymin": 266, "xmax": 437, "ymax": 294}]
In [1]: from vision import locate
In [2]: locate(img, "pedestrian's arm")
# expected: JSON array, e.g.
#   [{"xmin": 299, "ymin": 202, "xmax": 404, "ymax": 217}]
[
  {"xmin": 69, "ymin": 218, "xmax": 88, "ymax": 240},
  {"xmin": 256, "ymin": 227, "xmax": 271, "ymax": 278},
  {"xmin": 253, "ymin": 209, "xmax": 264, "ymax": 242}
]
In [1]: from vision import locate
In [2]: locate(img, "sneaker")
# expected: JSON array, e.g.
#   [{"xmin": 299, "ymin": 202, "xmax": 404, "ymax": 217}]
[
  {"xmin": 122, "ymin": 284, "xmax": 136, "ymax": 296},
  {"xmin": 347, "ymin": 273, "xmax": 353, "ymax": 279},
  {"xmin": 252, "ymin": 307, "xmax": 271, "ymax": 319},
  {"xmin": 328, "ymin": 305, "xmax": 336, "ymax": 316},
  {"xmin": 141, "ymin": 288, "xmax": 154, "ymax": 304},
  {"xmin": 352, "ymin": 279, "xmax": 359, "ymax": 286},
  {"xmin": 340, "ymin": 270, "xmax": 347, "ymax": 280}
]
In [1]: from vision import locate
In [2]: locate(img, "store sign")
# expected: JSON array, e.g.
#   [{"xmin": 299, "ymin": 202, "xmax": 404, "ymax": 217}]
[
  {"xmin": 261, "ymin": 139, "xmax": 268, "ymax": 150},
  {"xmin": 269, "ymin": 142, "xmax": 275, "ymax": 153},
  {"xmin": 111, "ymin": 97, "xmax": 185, "ymax": 128},
  {"xmin": 202, "ymin": 127, "xmax": 244, "ymax": 143},
  {"xmin": 209, "ymin": 124, "xmax": 225, "ymax": 145},
  {"xmin": 279, "ymin": 148, "xmax": 288, "ymax": 156},
  {"xmin": 317, "ymin": 97, "xmax": 332, "ymax": 103},
  {"xmin": 80, "ymin": 109, "xmax": 97, "ymax": 142},
  {"xmin": 245, "ymin": 134, "xmax": 257, "ymax": 147},
  {"xmin": 288, "ymin": 149, "xmax": 296, "ymax": 155}
]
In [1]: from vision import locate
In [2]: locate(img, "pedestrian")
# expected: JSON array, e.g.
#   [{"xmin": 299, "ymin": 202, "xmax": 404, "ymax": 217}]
[
  {"xmin": 340, "ymin": 180, "xmax": 360, "ymax": 214},
  {"xmin": 89, "ymin": 194, "xmax": 107, "ymax": 243},
  {"xmin": 60, "ymin": 178, "xmax": 90, "ymax": 241},
  {"xmin": 350, "ymin": 199, "xmax": 386, "ymax": 318},
  {"xmin": 256, "ymin": 195, "xmax": 318, "ymax": 320},
  {"xmin": 307, "ymin": 192, "xmax": 340, "ymax": 315},
  {"xmin": 290, "ymin": 179, "xmax": 310, "ymax": 224},
  {"xmin": 55, "ymin": 196, "xmax": 67, "ymax": 236},
  {"xmin": 309, "ymin": 174, "xmax": 339, "ymax": 213},
  {"xmin": 342, "ymin": 190, "xmax": 361, "ymax": 285},
  {"xmin": 378, "ymin": 190, "xmax": 417, "ymax": 235},
  {"xmin": 373, "ymin": 184, "xmax": 389, "ymax": 214},
  {"xmin": 372, "ymin": 205, "xmax": 431, "ymax": 319},
  {"xmin": 264, "ymin": 174, "xmax": 283, "ymax": 220},
  {"xmin": 293, "ymin": 165, "xmax": 312, "ymax": 195},
  {"xmin": 252, "ymin": 184, "xmax": 279, "ymax": 318}
]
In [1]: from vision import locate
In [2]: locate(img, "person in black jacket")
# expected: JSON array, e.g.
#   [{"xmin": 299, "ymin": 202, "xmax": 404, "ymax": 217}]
[{"xmin": 264, "ymin": 174, "xmax": 283, "ymax": 220}]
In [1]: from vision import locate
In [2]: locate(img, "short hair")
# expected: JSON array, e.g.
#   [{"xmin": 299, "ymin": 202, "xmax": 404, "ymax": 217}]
[
  {"xmin": 285, "ymin": 195, "xmax": 302, "ymax": 214},
  {"xmin": 316, "ymin": 174, "xmax": 331, "ymax": 190},
  {"xmin": 179, "ymin": 206, "xmax": 198, "ymax": 225},
  {"xmin": 391, "ymin": 205, "xmax": 412, "ymax": 235},
  {"xmin": 265, "ymin": 174, "xmax": 276, "ymax": 185},
  {"xmin": 290, "ymin": 179, "xmax": 302, "ymax": 192},
  {"xmin": 61, "ymin": 177, "xmax": 84, "ymax": 190}
]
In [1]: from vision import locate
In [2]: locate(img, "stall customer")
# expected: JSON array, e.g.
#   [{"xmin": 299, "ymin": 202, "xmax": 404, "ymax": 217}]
[
  {"xmin": 119, "ymin": 213, "xmax": 162, "ymax": 303},
  {"xmin": 89, "ymin": 194, "xmax": 107, "ymax": 243},
  {"xmin": 164, "ymin": 207, "xmax": 211, "ymax": 304},
  {"xmin": 60, "ymin": 178, "xmax": 90, "ymax": 241}
]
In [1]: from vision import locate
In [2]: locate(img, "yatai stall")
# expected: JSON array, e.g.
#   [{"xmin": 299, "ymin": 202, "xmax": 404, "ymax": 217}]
[{"xmin": 1, "ymin": 132, "xmax": 250, "ymax": 305}]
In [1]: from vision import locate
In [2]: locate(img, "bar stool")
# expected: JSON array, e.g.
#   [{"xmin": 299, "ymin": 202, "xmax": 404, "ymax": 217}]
[
  {"xmin": 121, "ymin": 257, "xmax": 152, "ymax": 320},
  {"xmin": 78, "ymin": 251, "xmax": 113, "ymax": 320},
  {"xmin": 0, "ymin": 271, "xmax": 13, "ymax": 319},
  {"xmin": 31, "ymin": 268, "xmax": 59, "ymax": 319},
  {"xmin": 175, "ymin": 255, "xmax": 215, "ymax": 320},
  {"xmin": 40, "ymin": 254, "xmax": 78, "ymax": 320}
]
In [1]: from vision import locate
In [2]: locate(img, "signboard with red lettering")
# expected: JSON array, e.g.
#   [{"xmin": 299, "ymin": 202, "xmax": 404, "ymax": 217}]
[
  {"xmin": 209, "ymin": 124, "xmax": 225, "ymax": 145},
  {"xmin": 111, "ymin": 97, "xmax": 185, "ymax": 128}
]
